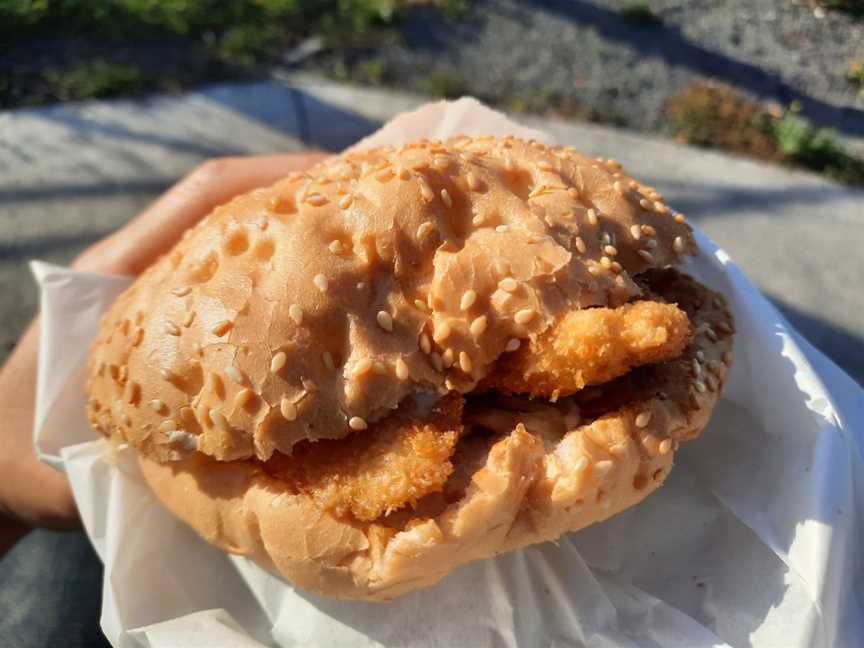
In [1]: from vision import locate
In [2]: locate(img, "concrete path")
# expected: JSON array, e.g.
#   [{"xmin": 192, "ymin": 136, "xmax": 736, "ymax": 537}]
[{"xmin": 1, "ymin": 75, "xmax": 862, "ymax": 384}]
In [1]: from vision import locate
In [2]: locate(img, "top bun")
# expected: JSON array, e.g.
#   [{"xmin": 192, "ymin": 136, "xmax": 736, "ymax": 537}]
[{"xmin": 86, "ymin": 135, "xmax": 696, "ymax": 462}]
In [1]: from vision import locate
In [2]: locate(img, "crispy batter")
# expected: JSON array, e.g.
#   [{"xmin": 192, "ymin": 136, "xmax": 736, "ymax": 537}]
[
  {"xmin": 263, "ymin": 394, "xmax": 463, "ymax": 521},
  {"xmin": 484, "ymin": 300, "xmax": 692, "ymax": 398}
]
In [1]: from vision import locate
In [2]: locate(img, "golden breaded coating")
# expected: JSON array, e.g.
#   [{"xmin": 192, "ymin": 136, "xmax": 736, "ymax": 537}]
[
  {"xmin": 484, "ymin": 301, "xmax": 692, "ymax": 398},
  {"xmin": 263, "ymin": 394, "xmax": 463, "ymax": 521}
]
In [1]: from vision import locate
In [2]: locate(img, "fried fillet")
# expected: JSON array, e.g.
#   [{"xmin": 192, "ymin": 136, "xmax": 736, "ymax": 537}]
[
  {"xmin": 264, "ymin": 394, "xmax": 463, "ymax": 521},
  {"xmin": 483, "ymin": 300, "xmax": 692, "ymax": 398}
]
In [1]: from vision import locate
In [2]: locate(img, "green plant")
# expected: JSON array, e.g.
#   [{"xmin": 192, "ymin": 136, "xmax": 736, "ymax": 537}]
[
  {"xmin": 419, "ymin": 69, "xmax": 466, "ymax": 99},
  {"xmin": 846, "ymin": 60, "xmax": 864, "ymax": 97},
  {"xmin": 358, "ymin": 57, "xmax": 387, "ymax": 84},
  {"xmin": 769, "ymin": 107, "xmax": 864, "ymax": 184},
  {"xmin": 619, "ymin": 2, "xmax": 662, "ymax": 25},
  {"xmin": 665, "ymin": 81, "xmax": 781, "ymax": 160},
  {"xmin": 42, "ymin": 60, "xmax": 146, "ymax": 101}
]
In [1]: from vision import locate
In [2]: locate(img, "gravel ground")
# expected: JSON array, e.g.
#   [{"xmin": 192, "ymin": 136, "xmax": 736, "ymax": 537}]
[{"xmin": 312, "ymin": 0, "xmax": 864, "ymax": 154}]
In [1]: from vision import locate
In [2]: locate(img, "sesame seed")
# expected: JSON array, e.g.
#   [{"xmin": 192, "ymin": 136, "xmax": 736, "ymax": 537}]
[
  {"xmin": 440, "ymin": 188, "xmax": 453, "ymax": 207},
  {"xmin": 694, "ymin": 380, "xmax": 707, "ymax": 393},
  {"xmin": 498, "ymin": 277, "xmax": 518, "ymax": 292},
  {"xmin": 375, "ymin": 168, "xmax": 394, "ymax": 182},
  {"xmin": 717, "ymin": 321, "xmax": 734, "ymax": 334},
  {"xmin": 659, "ymin": 439, "xmax": 672, "ymax": 455},
  {"xmin": 212, "ymin": 320, "xmax": 232, "ymax": 336},
  {"xmin": 692, "ymin": 358, "xmax": 702, "ymax": 376},
  {"xmin": 270, "ymin": 351, "xmax": 287, "ymax": 374},
  {"xmin": 347, "ymin": 416, "xmax": 366, "ymax": 430},
  {"xmin": 575, "ymin": 237, "xmax": 587, "ymax": 254},
  {"xmin": 611, "ymin": 261, "xmax": 623, "ymax": 273},
  {"xmin": 654, "ymin": 202, "xmax": 669, "ymax": 214},
  {"xmin": 463, "ymin": 317, "xmax": 487, "ymax": 340},
  {"xmin": 164, "ymin": 322, "xmax": 181, "ymax": 336},
  {"xmin": 429, "ymin": 352, "xmax": 444, "ymax": 372},
  {"xmin": 630, "ymin": 225, "xmax": 642, "ymax": 240},
  {"xmin": 635, "ymin": 411, "xmax": 652, "ymax": 428},
  {"xmin": 594, "ymin": 460, "xmax": 613, "ymax": 477},
  {"xmin": 234, "ymin": 388, "xmax": 253, "ymax": 409},
  {"xmin": 417, "ymin": 221, "xmax": 436, "ymax": 239},
  {"xmin": 629, "ymin": 181, "xmax": 639, "ymax": 190},
  {"xmin": 420, "ymin": 333, "xmax": 432, "ymax": 354},
  {"xmin": 604, "ymin": 245, "xmax": 618, "ymax": 256},
  {"xmin": 171, "ymin": 286, "xmax": 191, "ymax": 297},
  {"xmin": 613, "ymin": 181, "xmax": 624, "ymax": 194},
  {"xmin": 505, "ymin": 338, "xmax": 521, "ymax": 352},
  {"xmin": 322, "ymin": 351, "xmax": 335, "ymax": 371},
  {"xmin": 609, "ymin": 443, "xmax": 628, "ymax": 458},
  {"xmin": 353, "ymin": 357, "xmax": 373, "ymax": 377},
  {"xmin": 639, "ymin": 198, "xmax": 653, "ymax": 211},
  {"xmin": 442, "ymin": 348, "xmax": 455, "ymax": 368},
  {"xmin": 673, "ymin": 236, "xmax": 685, "ymax": 254},
  {"xmin": 305, "ymin": 193, "xmax": 328, "ymax": 207},
  {"xmin": 280, "ymin": 398, "xmax": 297, "ymax": 421},
  {"xmin": 376, "ymin": 310, "xmax": 393, "ymax": 332},
  {"xmin": 674, "ymin": 213, "xmax": 686, "ymax": 223},
  {"xmin": 149, "ymin": 399, "xmax": 165, "ymax": 413},
  {"xmin": 495, "ymin": 224, "xmax": 510, "ymax": 233},
  {"xmin": 418, "ymin": 179, "xmax": 434, "ymax": 202},
  {"xmin": 472, "ymin": 214, "xmax": 485, "ymax": 226},
  {"xmin": 339, "ymin": 194, "xmax": 354, "ymax": 209},
  {"xmin": 587, "ymin": 264, "xmax": 600, "ymax": 276},
  {"xmin": 159, "ymin": 420, "xmax": 177, "ymax": 433},
  {"xmin": 328, "ymin": 240, "xmax": 344, "ymax": 254},
  {"xmin": 574, "ymin": 456, "xmax": 589, "ymax": 472},
  {"xmin": 638, "ymin": 250, "xmax": 655, "ymax": 263},
  {"xmin": 433, "ymin": 321, "xmax": 452, "ymax": 343},
  {"xmin": 642, "ymin": 224, "xmax": 656, "ymax": 236},
  {"xmin": 395, "ymin": 358, "xmax": 410, "ymax": 381},
  {"xmin": 461, "ymin": 290, "xmax": 477, "ymax": 310},
  {"xmin": 456, "ymin": 351, "xmax": 472, "ymax": 374},
  {"xmin": 528, "ymin": 184, "xmax": 547, "ymax": 199},
  {"xmin": 289, "ymin": 305, "xmax": 304, "ymax": 325},
  {"xmin": 600, "ymin": 256, "xmax": 612, "ymax": 269},
  {"xmin": 466, "ymin": 172, "xmax": 480, "ymax": 191},
  {"xmin": 313, "ymin": 274, "xmax": 328, "ymax": 293},
  {"xmin": 226, "ymin": 365, "xmax": 244, "ymax": 384},
  {"xmin": 209, "ymin": 409, "xmax": 229, "ymax": 431},
  {"xmin": 645, "ymin": 238, "xmax": 658, "ymax": 249},
  {"xmin": 706, "ymin": 328, "xmax": 718, "ymax": 342},
  {"xmin": 587, "ymin": 209, "xmax": 598, "ymax": 225}
]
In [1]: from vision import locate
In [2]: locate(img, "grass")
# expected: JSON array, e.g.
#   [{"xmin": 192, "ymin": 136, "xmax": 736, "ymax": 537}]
[
  {"xmin": 419, "ymin": 69, "xmax": 467, "ymax": 99},
  {"xmin": 846, "ymin": 60, "xmax": 864, "ymax": 97},
  {"xmin": 0, "ymin": 0, "xmax": 447, "ymax": 108},
  {"xmin": 666, "ymin": 81, "xmax": 864, "ymax": 186},
  {"xmin": 619, "ymin": 2, "xmax": 662, "ymax": 25}
]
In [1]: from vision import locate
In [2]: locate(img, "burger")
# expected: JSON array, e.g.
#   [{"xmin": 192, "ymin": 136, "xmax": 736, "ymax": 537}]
[{"xmin": 85, "ymin": 135, "xmax": 734, "ymax": 601}]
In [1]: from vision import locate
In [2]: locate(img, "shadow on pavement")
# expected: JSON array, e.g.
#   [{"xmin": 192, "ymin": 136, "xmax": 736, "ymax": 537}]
[{"xmin": 527, "ymin": 0, "xmax": 864, "ymax": 140}]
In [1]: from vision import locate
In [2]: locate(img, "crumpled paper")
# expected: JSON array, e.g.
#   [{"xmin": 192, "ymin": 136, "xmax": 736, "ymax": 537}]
[{"xmin": 32, "ymin": 99, "xmax": 864, "ymax": 648}]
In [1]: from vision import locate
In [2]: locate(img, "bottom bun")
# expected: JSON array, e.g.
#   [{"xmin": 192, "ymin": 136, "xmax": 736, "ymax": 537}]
[{"xmin": 138, "ymin": 270, "xmax": 733, "ymax": 601}]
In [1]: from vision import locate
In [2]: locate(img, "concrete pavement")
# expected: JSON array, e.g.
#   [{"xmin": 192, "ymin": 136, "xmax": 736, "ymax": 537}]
[{"xmin": 1, "ymin": 75, "xmax": 862, "ymax": 384}]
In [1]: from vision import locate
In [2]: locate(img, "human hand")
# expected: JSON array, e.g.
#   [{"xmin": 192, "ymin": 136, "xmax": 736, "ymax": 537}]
[{"xmin": 0, "ymin": 152, "xmax": 329, "ymax": 551}]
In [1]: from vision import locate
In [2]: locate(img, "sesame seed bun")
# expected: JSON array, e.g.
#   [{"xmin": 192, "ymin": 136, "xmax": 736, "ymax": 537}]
[{"xmin": 85, "ymin": 135, "xmax": 733, "ymax": 600}]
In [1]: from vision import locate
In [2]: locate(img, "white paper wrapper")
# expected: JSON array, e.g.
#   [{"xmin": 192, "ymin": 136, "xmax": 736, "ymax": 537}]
[{"xmin": 32, "ymin": 99, "xmax": 864, "ymax": 648}]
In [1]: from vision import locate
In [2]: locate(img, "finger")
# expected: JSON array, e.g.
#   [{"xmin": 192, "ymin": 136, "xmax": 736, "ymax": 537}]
[{"xmin": 76, "ymin": 152, "xmax": 329, "ymax": 275}]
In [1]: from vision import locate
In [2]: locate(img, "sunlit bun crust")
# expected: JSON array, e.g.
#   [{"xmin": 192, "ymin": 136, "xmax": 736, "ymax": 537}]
[{"xmin": 86, "ymin": 135, "xmax": 734, "ymax": 600}]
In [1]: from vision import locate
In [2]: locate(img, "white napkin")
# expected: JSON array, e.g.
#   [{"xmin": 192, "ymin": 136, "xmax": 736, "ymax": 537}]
[{"xmin": 32, "ymin": 99, "xmax": 864, "ymax": 648}]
